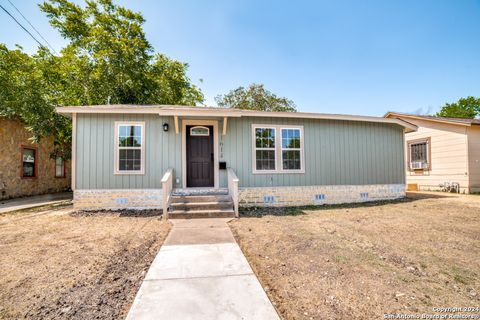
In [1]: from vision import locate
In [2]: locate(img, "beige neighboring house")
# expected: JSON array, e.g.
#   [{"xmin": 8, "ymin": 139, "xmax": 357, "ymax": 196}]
[
  {"xmin": 0, "ymin": 116, "xmax": 71, "ymax": 200},
  {"xmin": 385, "ymin": 112, "xmax": 480, "ymax": 193}
]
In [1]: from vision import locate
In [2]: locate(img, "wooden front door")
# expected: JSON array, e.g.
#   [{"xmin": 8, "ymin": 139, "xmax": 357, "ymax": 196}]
[{"xmin": 186, "ymin": 125, "xmax": 214, "ymax": 187}]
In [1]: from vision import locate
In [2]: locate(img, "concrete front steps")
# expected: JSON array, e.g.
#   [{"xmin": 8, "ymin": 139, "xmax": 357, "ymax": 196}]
[{"xmin": 169, "ymin": 194, "xmax": 235, "ymax": 219}]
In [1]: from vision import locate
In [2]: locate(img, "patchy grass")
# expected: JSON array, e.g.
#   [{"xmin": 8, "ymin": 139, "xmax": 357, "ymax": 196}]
[
  {"xmin": 0, "ymin": 206, "xmax": 170, "ymax": 320},
  {"xmin": 230, "ymin": 192, "xmax": 480, "ymax": 320}
]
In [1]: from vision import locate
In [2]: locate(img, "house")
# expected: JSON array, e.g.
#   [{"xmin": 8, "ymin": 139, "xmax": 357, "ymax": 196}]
[
  {"xmin": 56, "ymin": 105, "xmax": 416, "ymax": 217},
  {"xmin": 385, "ymin": 112, "xmax": 480, "ymax": 193},
  {"xmin": 0, "ymin": 116, "xmax": 71, "ymax": 200}
]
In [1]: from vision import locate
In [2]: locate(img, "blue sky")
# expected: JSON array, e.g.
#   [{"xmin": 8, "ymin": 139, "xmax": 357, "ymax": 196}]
[{"xmin": 1, "ymin": 0, "xmax": 479, "ymax": 115}]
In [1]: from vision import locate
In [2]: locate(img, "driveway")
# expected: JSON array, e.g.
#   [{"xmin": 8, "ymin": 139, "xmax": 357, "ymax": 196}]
[{"xmin": 0, "ymin": 192, "xmax": 72, "ymax": 214}]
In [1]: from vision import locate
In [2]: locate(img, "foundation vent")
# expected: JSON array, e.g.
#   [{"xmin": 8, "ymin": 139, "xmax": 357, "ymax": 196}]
[
  {"xmin": 360, "ymin": 192, "xmax": 369, "ymax": 199},
  {"xmin": 263, "ymin": 195, "xmax": 275, "ymax": 203}
]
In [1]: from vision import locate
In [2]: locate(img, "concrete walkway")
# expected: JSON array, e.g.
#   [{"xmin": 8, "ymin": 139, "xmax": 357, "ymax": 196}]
[
  {"xmin": 126, "ymin": 219, "xmax": 280, "ymax": 320},
  {"xmin": 0, "ymin": 192, "xmax": 72, "ymax": 214}
]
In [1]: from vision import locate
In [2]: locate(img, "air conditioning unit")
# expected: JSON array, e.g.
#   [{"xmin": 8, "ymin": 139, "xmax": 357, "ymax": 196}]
[{"xmin": 411, "ymin": 161, "xmax": 427, "ymax": 170}]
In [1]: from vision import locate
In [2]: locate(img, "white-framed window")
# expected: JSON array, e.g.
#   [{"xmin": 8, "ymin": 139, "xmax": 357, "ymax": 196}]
[
  {"xmin": 114, "ymin": 122, "xmax": 145, "ymax": 174},
  {"xmin": 190, "ymin": 126, "xmax": 210, "ymax": 136},
  {"xmin": 281, "ymin": 128, "xmax": 302, "ymax": 171},
  {"xmin": 55, "ymin": 157, "xmax": 65, "ymax": 178},
  {"xmin": 252, "ymin": 124, "xmax": 304, "ymax": 174},
  {"xmin": 408, "ymin": 138, "xmax": 430, "ymax": 170},
  {"xmin": 254, "ymin": 127, "xmax": 277, "ymax": 172}
]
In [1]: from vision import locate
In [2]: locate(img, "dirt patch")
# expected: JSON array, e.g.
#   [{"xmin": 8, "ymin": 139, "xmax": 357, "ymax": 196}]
[
  {"xmin": 230, "ymin": 192, "xmax": 480, "ymax": 320},
  {"xmin": 0, "ymin": 207, "xmax": 170, "ymax": 320}
]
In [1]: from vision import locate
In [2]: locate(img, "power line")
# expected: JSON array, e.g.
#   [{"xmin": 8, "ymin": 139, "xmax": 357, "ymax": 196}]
[
  {"xmin": 0, "ymin": 3, "xmax": 49, "ymax": 52},
  {"xmin": 5, "ymin": 0, "xmax": 58, "ymax": 54}
]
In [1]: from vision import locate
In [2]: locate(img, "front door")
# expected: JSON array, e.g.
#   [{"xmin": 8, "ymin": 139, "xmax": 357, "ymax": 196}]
[{"xmin": 186, "ymin": 125, "xmax": 214, "ymax": 187}]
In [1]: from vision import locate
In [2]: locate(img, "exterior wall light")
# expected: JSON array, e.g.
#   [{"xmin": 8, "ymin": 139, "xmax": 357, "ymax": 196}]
[{"xmin": 163, "ymin": 123, "xmax": 169, "ymax": 132}]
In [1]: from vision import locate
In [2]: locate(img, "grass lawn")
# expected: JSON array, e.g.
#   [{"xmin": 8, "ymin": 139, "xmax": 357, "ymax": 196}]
[
  {"xmin": 230, "ymin": 192, "xmax": 480, "ymax": 320},
  {"xmin": 0, "ymin": 204, "xmax": 170, "ymax": 320}
]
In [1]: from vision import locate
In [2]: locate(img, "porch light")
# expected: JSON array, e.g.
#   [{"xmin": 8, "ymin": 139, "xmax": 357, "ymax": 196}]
[{"xmin": 163, "ymin": 123, "xmax": 169, "ymax": 132}]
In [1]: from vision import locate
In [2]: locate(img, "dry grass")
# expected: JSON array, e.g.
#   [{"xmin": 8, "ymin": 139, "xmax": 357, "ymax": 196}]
[
  {"xmin": 230, "ymin": 192, "xmax": 480, "ymax": 320},
  {"xmin": 0, "ymin": 205, "xmax": 170, "ymax": 320}
]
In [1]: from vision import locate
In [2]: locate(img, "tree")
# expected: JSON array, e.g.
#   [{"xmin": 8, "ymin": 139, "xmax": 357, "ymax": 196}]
[
  {"xmin": 39, "ymin": 0, "xmax": 204, "ymax": 105},
  {"xmin": 0, "ymin": 0, "xmax": 204, "ymax": 159},
  {"xmin": 436, "ymin": 96, "xmax": 480, "ymax": 119},
  {"xmin": 215, "ymin": 83, "xmax": 296, "ymax": 112},
  {"xmin": 0, "ymin": 45, "xmax": 71, "ymax": 159}
]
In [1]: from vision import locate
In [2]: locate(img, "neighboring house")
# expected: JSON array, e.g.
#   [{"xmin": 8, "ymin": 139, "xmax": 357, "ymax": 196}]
[
  {"xmin": 57, "ymin": 105, "xmax": 416, "ymax": 217},
  {"xmin": 0, "ymin": 116, "xmax": 71, "ymax": 200},
  {"xmin": 385, "ymin": 112, "xmax": 480, "ymax": 193}
]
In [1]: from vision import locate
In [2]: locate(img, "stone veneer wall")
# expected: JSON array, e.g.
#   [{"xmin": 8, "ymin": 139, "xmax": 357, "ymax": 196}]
[
  {"xmin": 74, "ymin": 185, "xmax": 404, "ymax": 211},
  {"xmin": 74, "ymin": 189, "xmax": 163, "ymax": 210},
  {"xmin": 0, "ymin": 117, "xmax": 71, "ymax": 200},
  {"xmin": 238, "ymin": 184, "xmax": 405, "ymax": 207}
]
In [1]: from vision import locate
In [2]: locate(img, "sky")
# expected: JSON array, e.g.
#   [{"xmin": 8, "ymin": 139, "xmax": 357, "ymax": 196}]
[{"xmin": 1, "ymin": 0, "xmax": 479, "ymax": 116}]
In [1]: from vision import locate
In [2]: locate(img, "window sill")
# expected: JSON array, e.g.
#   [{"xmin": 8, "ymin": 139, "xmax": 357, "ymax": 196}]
[
  {"xmin": 114, "ymin": 171, "xmax": 145, "ymax": 175},
  {"xmin": 252, "ymin": 170, "xmax": 305, "ymax": 175}
]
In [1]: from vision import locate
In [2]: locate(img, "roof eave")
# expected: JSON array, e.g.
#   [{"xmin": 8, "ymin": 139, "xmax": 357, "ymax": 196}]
[
  {"xmin": 385, "ymin": 112, "xmax": 472, "ymax": 127},
  {"xmin": 55, "ymin": 106, "xmax": 417, "ymax": 131}
]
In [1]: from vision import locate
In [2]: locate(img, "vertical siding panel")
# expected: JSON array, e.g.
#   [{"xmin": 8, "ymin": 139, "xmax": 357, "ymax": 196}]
[
  {"xmin": 86, "ymin": 114, "xmax": 93, "ymax": 189},
  {"xmin": 77, "ymin": 116, "xmax": 84, "ymax": 189},
  {"xmin": 75, "ymin": 114, "xmax": 406, "ymax": 190}
]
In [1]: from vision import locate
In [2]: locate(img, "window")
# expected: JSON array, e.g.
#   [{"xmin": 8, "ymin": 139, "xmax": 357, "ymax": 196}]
[
  {"xmin": 190, "ymin": 126, "xmax": 210, "ymax": 136},
  {"xmin": 115, "ymin": 122, "xmax": 145, "ymax": 174},
  {"xmin": 22, "ymin": 148, "xmax": 36, "ymax": 178},
  {"xmin": 281, "ymin": 128, "xmax": 301, "ymax": 170},
  {"xmin": 55, "ymin": 157, "xmax": 65, "ymax": 178},
  {"xmin": 408, "ymin": 138, "xmax": 430, "ymax": 170},
  {"xmin": 252, "ymin": 125, "xmax": 304, "ymax": 173},
  {"xmin": 254, "ymin": 127, "xmax": 276, "ymax": 171}
]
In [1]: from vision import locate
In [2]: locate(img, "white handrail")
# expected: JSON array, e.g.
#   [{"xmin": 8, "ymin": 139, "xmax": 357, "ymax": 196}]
[
  {"xmin": 161, "ymin": 168, "xmax": 174, "ymax": 220},
  {"xmin": 227, "ymin": 168, "xmax": 239, "ymax": 218}
]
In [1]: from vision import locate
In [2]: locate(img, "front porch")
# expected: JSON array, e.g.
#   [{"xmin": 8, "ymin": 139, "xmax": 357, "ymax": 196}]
[{"xmin": 161, "ymin": 168, "xmax": 239, "ymax": 220}]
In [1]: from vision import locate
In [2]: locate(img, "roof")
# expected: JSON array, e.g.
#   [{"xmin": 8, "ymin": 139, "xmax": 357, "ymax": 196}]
[
  {"xmin": 385, "ymin": 111, "xmax": 480, "ymax": 127},
  {"xmin": 56, "ymin": 104, "xmax": 417, "ymax": 131}
]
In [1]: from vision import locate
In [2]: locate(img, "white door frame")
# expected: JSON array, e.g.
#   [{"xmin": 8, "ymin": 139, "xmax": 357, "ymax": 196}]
[{"xmin": 182, "ymin": 119, "xmax": 219, "ymax": 189}]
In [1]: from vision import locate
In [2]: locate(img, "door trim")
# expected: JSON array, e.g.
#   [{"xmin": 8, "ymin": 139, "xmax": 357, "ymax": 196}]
[{"xmin": 182, "ymin": 119, "xmax": 219, "ymax": 188}]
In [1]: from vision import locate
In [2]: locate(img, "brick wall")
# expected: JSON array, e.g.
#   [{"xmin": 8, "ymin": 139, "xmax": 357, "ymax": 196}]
[
  {"xmin": 0, "ymin": 117, "xmax": 71, "ymax": 200},
  {"xmin": 239, "ymin": 184, "xmax": 405, "ymax": 207},
  {"xmin": 74, "ymin": 189, "xmax": 163, "ymax": 210}
]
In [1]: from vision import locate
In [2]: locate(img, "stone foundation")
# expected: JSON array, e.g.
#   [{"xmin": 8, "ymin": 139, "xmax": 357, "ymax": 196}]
[
  {"xmin": 74, "ymin": 189, "xmax": 163, "ymax": 211},
  {"xmin": 238, "ymin": 184, "xmax": 405, "ymax": 207}
]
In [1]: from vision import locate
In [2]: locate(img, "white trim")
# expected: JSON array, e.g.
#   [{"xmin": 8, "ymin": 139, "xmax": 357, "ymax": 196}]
[
  {"xmin": 223, "ymin": 117, "xmax": 228, "ymax": 135},
  {"xmin": 251, "ymin": 124, "xmax": 305, "ymax": 174},
  {"xmin": 251, "ymin": 125, "xmax": 277, "ymax": 174},
  {"xmin": 71, "ymin": 113, "xmax": 77, "ymax": 190},
  {"xmin": 56, "ymin": 105, "xmax": 417, "ymax": 132},
  {"xmin": 182, "ymin": 120, "xmax": 219, "ymax": 188},
  {"xmin": 190, "ymin": 126, "xmax": 210, "ymax": 136},
  {"xmin": 280, "ymin": 127, "xmax": 305, "ymax": 173},
  {"xmin": 114, "ymin": 121, "xmax": 146, "ymax": 175},
  {"xmin": 408, "ymin": 139, "xmax": 429, "ymax": 169},
  {"xmin": 174, "ymin": 116, "xmax": 179, "ymax": 134}
]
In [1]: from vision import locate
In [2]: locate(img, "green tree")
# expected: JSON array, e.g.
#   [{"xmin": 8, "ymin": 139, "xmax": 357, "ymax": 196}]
[
  {"xmin": 39, "ymin": 0, "xmax": 203, "ymax": 105},
  {"xmin": 0, "ymin": 0, "xmax": 204, "ymax": 159},
  {"xmin": 0, "ymin": 45, "xmax": 71, "ymax": 158},
  {"xmin": 436, "ymin": 96, "xmax": 480, "ymax": 119},
  {"xmin": 215, "ymin": 83, "xmax": 296, "ymax": 112}
]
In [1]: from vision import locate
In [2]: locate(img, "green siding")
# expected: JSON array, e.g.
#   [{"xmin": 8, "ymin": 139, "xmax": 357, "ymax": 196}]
[
  {"xmin": 76, "ymin": 114, "xmax": 405, "ymax": 189},
  {"xmin": 76, "ymin": 114, "xmax": 182, "ymax": 189},
  {"xmin": 220, "ymin": 117, "xmax": 405, "ymax": 188}
]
